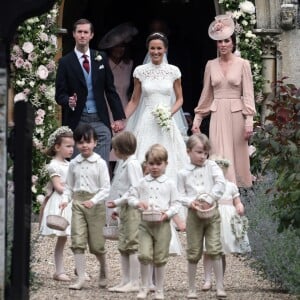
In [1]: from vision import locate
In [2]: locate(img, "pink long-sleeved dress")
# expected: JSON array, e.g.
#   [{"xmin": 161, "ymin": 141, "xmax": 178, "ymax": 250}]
[{"xmin": 194, "ymin": 56, "xmax": 256, "ymax": 187}]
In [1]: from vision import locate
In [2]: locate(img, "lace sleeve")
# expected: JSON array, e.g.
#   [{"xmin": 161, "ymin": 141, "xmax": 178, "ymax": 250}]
[
  {"xmin": 133, "ymin": 65, "xmax": 143, "ymax": 81},
  {"xmin": 170, "ymin": 65, "xmax": 181, "ymax": 81}
]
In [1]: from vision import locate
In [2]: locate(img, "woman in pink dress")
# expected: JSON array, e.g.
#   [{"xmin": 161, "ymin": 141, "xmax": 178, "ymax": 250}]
[{"xmin": 192, "ymin": 15, "xmax": 256, "ymax": 187}]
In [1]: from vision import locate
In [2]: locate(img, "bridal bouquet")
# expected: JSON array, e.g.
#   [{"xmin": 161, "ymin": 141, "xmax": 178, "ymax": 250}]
[{"xmin": 152, "ymin": 104, "xmax": 172, "ymax": 131}]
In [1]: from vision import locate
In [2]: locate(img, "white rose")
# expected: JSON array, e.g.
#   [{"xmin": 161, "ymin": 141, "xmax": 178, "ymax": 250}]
[
  {"xmin": 36, "ymin": 194, "xmax": 46, "ymax": 205},
  {"xmin": 242, "ymin": 20, "xmax": 249, "ymax": 26},
  {"xmin": 39, "ymin": 32, "xmax": 48, "ymax": 42},
  {"xmin": 36, "ymin": 65, "xmax": 49, "ymax": 80},
  {"xmin": 22, "ymin": 41, "xmax": 34, "ymax": 53},
  {"xmin": 45, "ymin": 86, "xmax": 55, "ymax": 99},
  {"xmin": 29, "ymin": 81, "xmax": 35, "ymax": 87},
  {"xmin": 14, "ymin": 92, "xmax": 27, "ymax": 103},
  {"xmin": 239, "ymin": 1, "xmax": 255, "ymax": 15},
  {"xmin": 16, "ymin": 80, "xmax": 25, "ymax": 87}
]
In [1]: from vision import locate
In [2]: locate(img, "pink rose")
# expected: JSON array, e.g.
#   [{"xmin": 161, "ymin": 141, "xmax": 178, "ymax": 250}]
[{"xmin": 15, "ymin": 57, "xmax": 24, "ymax": 68}]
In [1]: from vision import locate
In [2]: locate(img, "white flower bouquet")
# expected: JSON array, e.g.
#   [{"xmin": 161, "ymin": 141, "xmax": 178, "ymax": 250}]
[{"xmin": 152, "ymin": 104, "xmax": 172, "ymax": 131}]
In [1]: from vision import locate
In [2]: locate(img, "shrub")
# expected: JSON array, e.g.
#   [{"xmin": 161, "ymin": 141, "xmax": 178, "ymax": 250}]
[
  {"xmin": 242, "ymin": 173, "xmax": 300, "ymax": 295},
  {"xmin": 251, "ymin": 78, "xmax": 300, "ymax": 232}
]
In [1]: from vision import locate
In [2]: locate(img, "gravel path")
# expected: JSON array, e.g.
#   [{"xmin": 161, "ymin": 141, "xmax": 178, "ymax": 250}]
[{"xmin": 30, "ymin": 223, "xmax": 297, "ymax": 300}]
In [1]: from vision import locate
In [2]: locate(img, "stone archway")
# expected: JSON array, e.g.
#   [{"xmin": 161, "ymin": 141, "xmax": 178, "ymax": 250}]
[{"xmin": 57, "ymin": 0, "xmax": 217, "ymax": 115}]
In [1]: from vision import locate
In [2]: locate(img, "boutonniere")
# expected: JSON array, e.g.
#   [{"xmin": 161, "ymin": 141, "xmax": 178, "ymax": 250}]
[{"xmin": 94, "ymin": 52, "xmax": 102, "ymax": 62}]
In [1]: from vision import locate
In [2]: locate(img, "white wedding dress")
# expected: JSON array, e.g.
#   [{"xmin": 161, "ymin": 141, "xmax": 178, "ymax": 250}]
[
  {"xmin": 126, "ymin": 62, "xmax": 189, "ymax": 181},
  {"xmin": 125, "ymin": 61, "xmax": 190, "ymax": 255}
]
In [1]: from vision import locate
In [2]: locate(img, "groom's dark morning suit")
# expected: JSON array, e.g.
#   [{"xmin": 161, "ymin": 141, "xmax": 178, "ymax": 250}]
[{"xmin": 55, "ymin": 49, "xmax": 126, "ymax": 161}]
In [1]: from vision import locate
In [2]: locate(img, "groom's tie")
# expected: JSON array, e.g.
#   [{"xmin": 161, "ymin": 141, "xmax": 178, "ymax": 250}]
[{"xmin": 82, "ymin": 54, "xmax": 90, "ymax": 73}]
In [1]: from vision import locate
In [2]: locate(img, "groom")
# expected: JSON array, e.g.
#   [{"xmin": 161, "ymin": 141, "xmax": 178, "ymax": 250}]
[{"xmin": 55, "ymin": 18, "xmax": 126, "ymax": 163}]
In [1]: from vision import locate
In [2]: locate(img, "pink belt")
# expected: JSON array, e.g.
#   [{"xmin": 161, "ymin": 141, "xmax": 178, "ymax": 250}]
[{"xmin": 218, "ymin": 199, "xmax": 233, "ymax": 205}]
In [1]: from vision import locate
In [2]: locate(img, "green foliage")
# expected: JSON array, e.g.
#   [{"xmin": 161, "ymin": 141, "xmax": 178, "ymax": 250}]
[
  {"xmin": 252, "ymin": 78, "xmax": 300, "ymax": 231},
  {"xmin": 242, "ymin": 174, "xmax": 300, "ymax": 295}
]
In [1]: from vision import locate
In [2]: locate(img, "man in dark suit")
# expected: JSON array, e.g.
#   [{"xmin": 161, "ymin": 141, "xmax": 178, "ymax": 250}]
[{"xmin": 55, "ymin": 18, "xmax": 126, "ymax": 163}]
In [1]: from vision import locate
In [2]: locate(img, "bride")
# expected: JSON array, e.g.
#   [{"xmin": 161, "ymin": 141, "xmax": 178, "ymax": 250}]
[{"xmin": 125, "ymin": 32, "xmax": 189, "ymax": 182}]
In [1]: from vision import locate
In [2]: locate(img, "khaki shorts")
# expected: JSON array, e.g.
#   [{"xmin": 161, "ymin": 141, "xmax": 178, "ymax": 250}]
[{"xmin": 186, "ymin": 207, "xmax": 222, "ymax": 263}]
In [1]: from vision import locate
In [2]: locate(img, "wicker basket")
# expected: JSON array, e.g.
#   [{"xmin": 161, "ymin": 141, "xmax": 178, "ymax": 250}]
[
  {"xmin": 195, "ymin": 202, "xmax": 217, "ymax": 219},
  {"xmin": 46, "ymin": 214, "xmax": 69, "ymax": 231},
  {"xmin": 103, "ymin": 219, "xmax": 119, "ymax": 240},
  {"xmin": 142, "ymin": 210, "xmax": 162, "ymax": 222}
]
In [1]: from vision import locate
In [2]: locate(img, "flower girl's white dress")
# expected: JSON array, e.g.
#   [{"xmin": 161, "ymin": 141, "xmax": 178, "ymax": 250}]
[
  {"xmin": 218, "ymin": 180, "xmax": 251, "ymax": 254},
  {"xmin": 125, "ymin": 62, "xmax": 190, "ymax": 255},
  {"xmin": 40, "ymin": 159, "xmax": 72, "ymax": 236}
]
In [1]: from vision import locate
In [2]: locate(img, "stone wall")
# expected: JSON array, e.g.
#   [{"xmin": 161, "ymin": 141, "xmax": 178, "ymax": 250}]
[{"xmin": 278, "ymin": 30, "xmax": 300, "ymax": 86}]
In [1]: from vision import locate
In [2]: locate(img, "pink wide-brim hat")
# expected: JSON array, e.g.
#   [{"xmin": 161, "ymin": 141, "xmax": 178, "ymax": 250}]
[
  {"xmin": 208, "ymin": 15, "xmax": 235, "ymax": 40},
  {"xmin": 98, "ymin": 22, "xmax": 138, "ymax": 49}
]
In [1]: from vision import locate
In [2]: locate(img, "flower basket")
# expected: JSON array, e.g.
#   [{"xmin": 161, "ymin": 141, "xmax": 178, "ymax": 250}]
[
  {"xmin": 195, "ymin": 202, "xmax": 217, "ymax": 219},
  {"xmin": 46, "ymin": 213, "xmax": 69, "ymax": 231},
  {"xmin": 142, "ymin": 210, "xmax": 162, "ymax": 222},
  {"xmin": 103, "ymin": 218, "xmax": 119, "ymax": 240}
]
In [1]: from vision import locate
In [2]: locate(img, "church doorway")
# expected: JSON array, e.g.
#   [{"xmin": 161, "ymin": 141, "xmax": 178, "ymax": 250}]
[{"xmin": 61, "ymin": 0, "xmax": 216, "ymax": 115}]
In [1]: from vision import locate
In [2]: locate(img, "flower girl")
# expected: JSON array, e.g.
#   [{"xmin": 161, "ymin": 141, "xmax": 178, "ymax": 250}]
[{"xmin": 39, "ymin": 126, "xmax": 74, "ymax": 281}]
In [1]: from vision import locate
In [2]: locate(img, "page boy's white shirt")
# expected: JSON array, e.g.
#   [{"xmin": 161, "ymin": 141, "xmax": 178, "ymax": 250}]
[
  {"xmin": 111, "ymin": 155, "xmax": 143, "ymax": 206},
  {"xmin": 62, "ymin": 153, "xmax": 110, "ymax": 205},
  {"xmin": 126, "ymin": 174, "xmax": 180, "ymax": 219},
  {"xmin": 177, "ymin": 159, "xmax": 225, "ymax": 207}
]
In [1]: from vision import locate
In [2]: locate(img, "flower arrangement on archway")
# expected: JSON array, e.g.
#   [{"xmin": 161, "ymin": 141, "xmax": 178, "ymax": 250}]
[
  {"xmin": 219, "ymin": 0, "xmax": 264, "ymax": 96},
  {"xmin": 10, "ymin": 3, "xmax": 60, "ymax": 211}
]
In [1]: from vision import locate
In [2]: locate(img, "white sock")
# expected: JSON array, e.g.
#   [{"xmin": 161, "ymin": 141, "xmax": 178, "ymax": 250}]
[
  {"xmin": 120, "ymin": 254, "xmax": 130, "ymax": 285},
  {"xmin": 203, "ymin": 254, "xmax": 212, "ymax": 283},
  {"xmin": 96, "ymin": 254, "xmax": 107, "ymax": 277},
  {"xmin": 154, "ymin": 265, "xmax": 165, "ymax": 292},
  {"xmin": 140, "ymin": 263, "xmax": 150, "ymax": 289},
  {"xmin": 54, "ymin": 236, "xmax": 67, "ymax": 275},
  {"xmin": 148, "ymin": 263, "xmax": 155, "ymax": 287},
  {"xmin": 212, "ymin": 258, "xmax": 224, "ymax": 291},
  {"xmin": 74, "ymin": 253, "xmax": 86, "ymax": 281},
  {"xmin": 188, "ymin": 262, "xmax": 198, "ymax": 291},
  {"xmin": 129, "ymin": 253, "xmax": 140, "ymax": 285}
]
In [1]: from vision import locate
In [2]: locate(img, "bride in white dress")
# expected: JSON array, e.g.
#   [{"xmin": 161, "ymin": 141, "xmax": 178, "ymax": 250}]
[
  {"xmin": 124, "ymin": 32, "xmax": 189, "ymax": 256},
  {"xmin": 125, "ymin": 32, "xmax": 189, "ymax": 182}
]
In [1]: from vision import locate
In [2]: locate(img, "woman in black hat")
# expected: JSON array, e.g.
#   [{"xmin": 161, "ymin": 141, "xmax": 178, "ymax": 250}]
[{"xmin": 99, "ymin": 23, "xmax": 138, "ymax": 175}]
